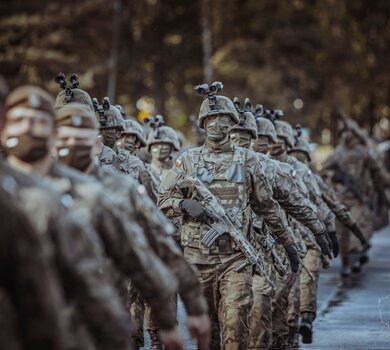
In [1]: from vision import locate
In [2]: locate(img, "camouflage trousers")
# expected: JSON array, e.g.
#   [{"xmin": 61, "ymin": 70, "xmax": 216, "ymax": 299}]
[
  {"xmin": 299, "ymin": 248, "xmax": 322, "ymax": 315},
  {"xmin": 338, "ymin": 200, "xmax": 374, "ymax": 258},
  {"xmin": 271, "ymin": 268, "xmax": 296, "ymax": 349},
  {"xmin": 248, "ymin": 257, "xmax": 276, "ymax": 350},
  {"xmin": 196, "ymin": 258, "xmax": 253, "ymax": 350},
  {"xmin": 287, "ymin": 267, "xmax": 301, "ymax": 330}
]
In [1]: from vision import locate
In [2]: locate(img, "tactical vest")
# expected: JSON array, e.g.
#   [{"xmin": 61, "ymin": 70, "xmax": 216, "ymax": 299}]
[{"xmin": 181, "ymin": 146, "xmax": 252, "ymax": 255}]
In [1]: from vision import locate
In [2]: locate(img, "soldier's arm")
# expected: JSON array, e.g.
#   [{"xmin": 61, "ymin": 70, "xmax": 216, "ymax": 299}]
[
  {"xmin": 247, "ymin": 151, "xmax": 293, "ymax": 246},
  {"xmin": 273, "ymin": 164, "xmax": 325, "ymax": 235},
  {"xmin": 138, "ymin": 160, "xmax": 160, "ymax": 202},
  {"xmin": 53, "ymin": 210, "xmax": 132, "ymax": 350},
  {"xmin": 315, "ymin": 173, "xmax": 356, "ymax": 227},
  {"xmin": 158, "ymin": 154, "xmax": 188, "ymax": 217},
  {"xmin": 94, "ymin": 195, "xmax": 179, "ymax": 330},
  {"xmin": 129, "ymin": 181, "xmax": 208, "ymax": 316}
]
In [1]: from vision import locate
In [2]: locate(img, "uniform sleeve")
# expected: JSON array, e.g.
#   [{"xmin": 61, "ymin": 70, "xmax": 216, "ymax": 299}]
[
  {"xmin": 247, "ymin": 151, "xmax": 293, "ymax": 246},
  {"xmin": 138, "ymin": 161, "xmax": 160, "ymax": 203},
  {"xmin": 274, "ymin": 167, "xmax": 325, "ymax": 235},
  {"xmin": 129, "ymin": 183, "xmax": 208, "ymax": 316},
  {"xmin": 94, "ymin": 194, "xmax": 179, "ymax": 330},
  {"xmin": 158, "ymin": 154, "xmax": 188, "ymax": 217},
  {"xmin": 316, "ymin": 174, "xmax": 356, "ymax": 227}
]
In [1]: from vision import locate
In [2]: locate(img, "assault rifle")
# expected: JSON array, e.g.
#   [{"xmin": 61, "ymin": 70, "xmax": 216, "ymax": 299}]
[{"xmin": 178, "ymin": 175, "xmax": 276, "ymax": 290}]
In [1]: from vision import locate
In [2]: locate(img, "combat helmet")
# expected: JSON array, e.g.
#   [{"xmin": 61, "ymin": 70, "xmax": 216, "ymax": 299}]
[
  {"xmin": 253, "ymin": 105, "xmax": 277, "ymax": 143},
  {"xmin": 194, "ymin": 81, "xmax": 239, "ymax": 129},
  {"xmin": 146, "ymin": 124, "xmax": 180, "ymax": 152},
  {"xmin": 121, "ymin": 119, "xmax": 146, "ymax": 147},
  {"xmin": 92, "ymin": 97, "xmax": 124, "ymax": 130},
  {"xmin": 288, "ymin": 124, "xmax": 312, "ymax": 161},
  {"xmin": 54, "ymin": 73, "xmax": 94, "ymax": 113},
  {"xmin": 230, "ymin": 97, "xmax": 257, "ymax": 139},
  {"xmin": 274, "ymin": 119, "xmax": 295, "ymax": 148}
]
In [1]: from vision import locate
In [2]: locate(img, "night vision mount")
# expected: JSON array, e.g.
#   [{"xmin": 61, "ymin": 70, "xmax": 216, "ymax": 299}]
[
  {"xmin": 194, "ymin": 81, "xmax": 224, "ymax": 112},
  {"xmin": 54, "ymin": 73, "xmax": 79, "ymax": 103},
  {"xmin": 92, "ymin": 97, "xmax": 111, "ymax": 127}
]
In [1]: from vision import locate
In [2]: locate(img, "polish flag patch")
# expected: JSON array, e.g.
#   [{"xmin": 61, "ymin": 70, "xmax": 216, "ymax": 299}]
[{"xmin": 175, "ymin": 159, "xmax": 182, "ymax": 167}]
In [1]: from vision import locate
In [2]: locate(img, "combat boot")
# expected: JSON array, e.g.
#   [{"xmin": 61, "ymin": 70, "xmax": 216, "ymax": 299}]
[
  {"xmin": 299, "ymin": 312, "xmax": 315, "ymax": 344},
  {"xmin": 148, "ymin": 330, "xmax": 164, "ymax": 350},
  {"xmin": 350, "ymin": 251, "xmax": 361, "ymax": 273}
]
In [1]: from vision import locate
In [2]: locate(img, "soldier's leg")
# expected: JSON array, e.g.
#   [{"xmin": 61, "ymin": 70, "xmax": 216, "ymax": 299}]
[
  {"xmin": 272, "ymin": 271, "xmax": 296, "ymax": 350},
  {"xmin": 218, "ymin": 259, "xmax": 253, "ymax": 350},
  {"xmin": 287, "ymin": 270, "xmax": 301, "ymax": 349},
  {"xmin": 299, "ymin": 248, "xmax": 322, "ymax": 344},
  {"xmin": 196, "ymin": 264, "xmax": 221, "ymax": 350},
  {"xmin": 249, "ymin": 274, "xmax": 274, "ymax": 350}
]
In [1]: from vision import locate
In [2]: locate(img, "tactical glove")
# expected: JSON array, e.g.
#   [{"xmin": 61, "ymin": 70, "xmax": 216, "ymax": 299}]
[
  {"xmin": 328, "ymin": 231, "xmax": 339, "ymax": 258},
  {"xmin": 180, "ymin": 199, "xmax": 210, "ymax": 223},
  {"xmin": 348, "ymin": 223, "xmax": 370, "ymax": 249},
  {"xmin": 314, "ymin": 230, "xmax": 332, "ymax": 259},
  {"xmin": 284, "ymin": 244, "xmax": 300, "ymax": 273}
]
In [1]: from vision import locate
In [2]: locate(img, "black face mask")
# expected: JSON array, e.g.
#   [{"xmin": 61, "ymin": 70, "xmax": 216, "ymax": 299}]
[
  {"xmin": 4, "ymin": 133, "xmax": 49, "ymax": 162},
  {"xmin": 101, "ymin": 129, "xmax": 118, "ymax": 148},
  {"xmin": 57, "ymin": 145, "xmax": 93, "ymax": 172}
]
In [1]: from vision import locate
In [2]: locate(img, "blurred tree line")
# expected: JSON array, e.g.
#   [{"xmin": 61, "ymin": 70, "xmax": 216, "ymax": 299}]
[{"xmin": 0, "ymin": 0, "xmax": 389, "ymax": 143}]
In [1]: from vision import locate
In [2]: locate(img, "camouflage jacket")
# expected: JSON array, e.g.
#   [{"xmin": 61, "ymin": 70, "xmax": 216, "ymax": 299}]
[
  {"xmin": 1, "ymin": 160, "xmax": 132, "ymax": 350},
  {"xmin": 114, "ymin": 149, "xmax": 159, "ymax": 202},
  {"xmin": 45, "ymin": 161, "xmax": 179, "ymax": 331},
  {"xmin": 93, "ymin": 165, "xmax": 207, "ymax": 317},
  {"xmin": 96, "ymin": 144, "xmax": 117, "ymax": 168},
  {"xmin": 158, "ymin": 142, "xmax": 293, "ymax": 265}
]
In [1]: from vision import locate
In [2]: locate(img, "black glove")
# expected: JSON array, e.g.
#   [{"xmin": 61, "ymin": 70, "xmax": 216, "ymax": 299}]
[
  {"xmin": 348, "ymin": 223, "xmax": 370, "ymax": 249},
  {"xmin": 328, "ymin": 231, "xmax": 339, "ymax": 258},
  {"xmin": 314, "ymin": 230, "xmax": 332, "ymax": 259},
  {"xmin": 284, "ymin": 244, "xmax": 300, "ymax": 273},
  {"xmin": 180, "ymin": 199, "xmax": 210, "ymax": 223}
]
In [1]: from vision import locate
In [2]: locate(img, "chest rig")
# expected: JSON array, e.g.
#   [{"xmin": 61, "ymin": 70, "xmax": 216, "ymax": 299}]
[{"xmin": 183, "ymin": 146, "xmax": 251, "ymax": 255}]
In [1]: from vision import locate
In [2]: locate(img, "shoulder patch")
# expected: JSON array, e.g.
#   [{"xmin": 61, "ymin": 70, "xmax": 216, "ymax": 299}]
[
  {"xmin": 175, "ymin": 159, "xmax": 182, "ymax": 167},
  {"xmin": 291, "ymin": 170, "xmax": 297, "ymax": 177},
  {"xmin": 308, "ymin": 169, "xmax": 312, "ymax": 176}
]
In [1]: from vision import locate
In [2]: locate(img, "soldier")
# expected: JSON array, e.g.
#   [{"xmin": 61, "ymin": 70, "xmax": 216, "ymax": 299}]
[
  {"xmin": 270, "ymin": 119, "xmax": 337, "ymax": 345},
  {"xmin": 322, "ymin": 117, "xmax": 390, "ymax": 278},
  {"xmin": 147, "ymin": 124, "xmax": 181, "ymax": 181},
  {"xmin": 1, "ymin": 85, "xmax": 182, "ymax": 349},
  {"xmin": 229, "ymin": 103, "xmax": 329, "ymax": 349},
  {"xmin": 54, "ymin": 102, "xmax": 211, "ymax": 350},
  {"xmin": 114, "ymin": 119, "xmax": 159, "ymax": 201},
  {"xmin": 158, "ymin": 82, "xmax": 301, "ymax": 349}
]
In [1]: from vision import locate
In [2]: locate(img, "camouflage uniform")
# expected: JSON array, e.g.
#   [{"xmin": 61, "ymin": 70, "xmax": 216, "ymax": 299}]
[{"xmin": 159, "ymin": 93, "xmax": 295, "ymax": 350}]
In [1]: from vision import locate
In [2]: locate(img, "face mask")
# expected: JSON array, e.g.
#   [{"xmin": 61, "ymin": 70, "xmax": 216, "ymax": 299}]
[
  {"xmin": 151, "ymin": 143, "xmax": 172, "ymax": 161},
  {"xmin": 230, "ymin": 131, "xmax": 252, "ymax": 148},
  {"xmin": 101, "ymin": 129, "xmax": 118, "ymax": 148},
  {"xmin": 116, "ymin": 135, "xmax": 137, "ymax": 154},
  {"xmin": 205, "ymin": 117, "xmax": 231, "ymax": 143},
  {"xmin": 57, "ymin": 145, "xmax": 93, "ymax": 172},
  {"xmin": 252, "ymin": 139, "xmax": 269, "ymax": 154},
  {"xmin": 270, "ymin": 140, "xmax": 285, "ymax": 157},
  {"xmin": 4, "ymin": 133, "xmax": 49, "ymax": 162}
]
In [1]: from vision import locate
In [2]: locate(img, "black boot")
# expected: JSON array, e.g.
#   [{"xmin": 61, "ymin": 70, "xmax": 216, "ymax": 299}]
[
  {"xmin": 339, "ymin": 256, "xmax": 351, "ymax": 286},
  {"xmin": 350, "ymin": 251, "xmax": 362, "ymax": 273},
  {"xmin": 299, "ymin": 312, "xmax": 315, "ymax": 344}
]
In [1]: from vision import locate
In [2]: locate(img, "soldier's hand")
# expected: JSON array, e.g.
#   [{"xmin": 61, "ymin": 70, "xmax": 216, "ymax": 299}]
[
  {"xmin": 328, "ymin": 231, "xmax": 339, "ymax": 258},
  {"xmin": 159, "ymin": 326, "xmax": 184, "ymax": 350},
  {"xmin": 186, "ymin": 313, "xmax": 211, "ymax": 350},
  {"xmin": 284, "ymin": 244, "xmax": 300, "ymax": 273},
  {"xmin": 314, "ymin": 230, "xmax": 332, "ymax": 259},
  {"xmin": 180, "ymin": 199, "xmax": 211, "ymax": 223}
]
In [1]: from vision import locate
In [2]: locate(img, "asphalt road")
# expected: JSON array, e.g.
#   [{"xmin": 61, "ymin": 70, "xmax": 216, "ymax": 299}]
[{"xmin": 142, "ymin": 225, "xmax": 390, "ymax": 349}]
